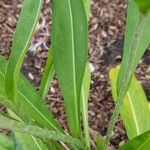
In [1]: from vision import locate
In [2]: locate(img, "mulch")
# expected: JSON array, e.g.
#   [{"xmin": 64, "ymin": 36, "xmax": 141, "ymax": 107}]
[{"xmin": 0, "ymin": 0, "xmax": 150, "ymax": 149}]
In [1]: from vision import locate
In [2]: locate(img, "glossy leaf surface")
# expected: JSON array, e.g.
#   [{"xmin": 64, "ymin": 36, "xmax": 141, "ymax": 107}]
[
  {"xmin": 52, "ymin": 0, "xmax": 88, "ymax": 138},
  {"xmin": 109, "ymin": 66, "xmax": 150, "ymax": 140},
  {"xmin": 119, "ymin": 131, "xmax": 150, "ymax": 150}
]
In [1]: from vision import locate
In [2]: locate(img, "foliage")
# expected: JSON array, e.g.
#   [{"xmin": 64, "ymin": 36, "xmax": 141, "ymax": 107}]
[
  {"xmin": 109, "ymin": 66, "xmax": 150, "ymax": 140},
  {"xmin": 0, "ymin": 0, "xmax": 150, "ymax": 150},
  {"xmin": 134, "ymin": 0, "xmax": 150, "ymax": 13},
  {"xmin": 119, "ymin": 131, "xmax": 150, "ymax": 150},
  {"xmin": 105, "ymin": 0, "xmax": 150, "ymax": 148}
]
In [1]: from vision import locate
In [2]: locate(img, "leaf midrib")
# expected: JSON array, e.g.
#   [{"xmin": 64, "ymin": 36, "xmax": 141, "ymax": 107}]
[
  {"xmin": 18, "ymin": 91, "xmax": 59, "ymax": 132},
  {"xmin": 32, "ymin": 137, "xmax": 43, "ymax": 150},
  {"xmin": 6, "ymin": 0, "xmax": 42, "ymax": 100},
  {"xmin": 67, "ymin": 0, "xmax": 79, "ymax": 125},
  {"xmin": 127, "ymin": 92, "xmax": 140, "ymax": 135},
  {"xmin": 1, "ymin": 70, "xmax": 60, "ymax": 132}
]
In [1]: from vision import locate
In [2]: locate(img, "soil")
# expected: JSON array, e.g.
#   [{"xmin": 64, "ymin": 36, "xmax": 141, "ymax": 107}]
[{"xmin": 0, "ymin": 0, "xmax": 150, "ymax": 150}]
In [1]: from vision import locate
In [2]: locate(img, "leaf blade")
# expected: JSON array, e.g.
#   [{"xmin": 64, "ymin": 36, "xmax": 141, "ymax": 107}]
[
  {"xmin": 52, "ymin": 0, "xmax": 88, "ymax": 138},
  {"xmin": 0, "ymin": 57, "xmax": 62, "ymax": 133},
  {"xmin": 119, "ymin": 131, "xmax": 150, "ymax": 150},
  {"xmin": 8, "ymin": 110, "xmax": 48, "ymax": 150},
  {"xmin": 82, "ymin": 0, "xmax": 91, "ymax": 20},
  {"xmin": 81, "ymin": 64, "xmax": 91, "ymax": 148},
  {"xmin": 5, "ymin": 0, "xmax": 42, "ymax": 100},
  {"xmin": 109, "ymin": 66, "xmax": 150, "ymax": 140},
  {"xmin": 0, "ymin": 115, "xmax": 85, "ymax": 150},
  {"xmin": 117, "ymin": 0, "xmax": 150, "ymax": 95},
  {"xmin": 105, "ymin": 0, "xmax": 150, "ymax": 146},
  {"xmin": 39, "ymin": 0, "xmax": 90, "ymax": 101},
  {"xmin": 39, "ymin": 50, "xmax": 55, "ymax": 101}
]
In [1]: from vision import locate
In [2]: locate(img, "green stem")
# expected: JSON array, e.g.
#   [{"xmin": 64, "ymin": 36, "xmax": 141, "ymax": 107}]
[
  {"xmin": 0, "ymin": 115, "xmax": 85, "ymax": 149},
  {"xmin": 104, "ymin": 92, "xmax": 125, "ymax": 150},
  {"xmin": 104, "ymin": 12, "xmax": 146, "ymax": 150}
]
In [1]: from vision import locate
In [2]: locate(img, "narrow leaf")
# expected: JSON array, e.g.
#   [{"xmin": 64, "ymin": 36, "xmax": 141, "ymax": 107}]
[
  {"xmin": 105, "ymin": 0, "xmax": 150, "ymax": 146},
  {"xmin": 119, "ymin": 131, "xmax": 150, "ymax": 150},
  {"xmin": 117, "ymin": 0, "xmax": 150, "ymax": 96},
  {"xmin": 8, "ymin": 110, "xmax": 48, "ymax": 150},
  {"xmin": 0, "ymin": 115, "xmax": 85, "ymax": 150},
  {"xmin": 39, "ymin": 0, "xmax": 90, "ymax": 101},
  {"xmin": 5, "ymin": 0, "xmax": 42, "ymax": 101},
  {"xmin": 39, "ymin": 50, "xmax": 55, "ymax": 101},
  {"xmin": 52, "ymin": 0, "xmax": 88, "ymax": 138},
  {"xmin": 0, "ymin": 57, "xmax": 62, "ymax": 133},
  {"xmin": 81, "ymin": 64, "xmax": 91, "ymax": 148},
  {"xmin": 14, "ymin": 133, "xmax": 48, "ymax": 150},
  {"xmin": 109, "ymin": 66, "xmax": 150, "ymax": 140}
]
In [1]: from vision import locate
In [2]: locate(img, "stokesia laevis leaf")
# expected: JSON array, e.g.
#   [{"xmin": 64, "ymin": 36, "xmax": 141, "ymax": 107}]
[
  {"xmin": 80, "ymin": 64, "xmax": 91, "ymax": 148},
  {"xmin": 109, "ymin": 66, "xmax": 150, "ymax": 140},
  {"xmin": 0, "ymin": 114, "xmax": 85, "ymax": 150},
  {"xmin": 0, "ymin": 57, "xmax": 62, "ymax": 133},
  {"xmin": 119, "ymin": 131, "xmax": 150, "ymax": 150},
  {"xmin": 5, "ymin": 0, "xmax": 42, "ymax": 101},
  {"xmin": 105, "ymin": 0, "xmax": 150, "ymax": 148},
  {"xmin": 52, "ymin": 0, "xmax": 88, "ymax": 138}
]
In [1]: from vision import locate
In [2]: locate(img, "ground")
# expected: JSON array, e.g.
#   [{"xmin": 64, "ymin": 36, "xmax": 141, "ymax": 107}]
[{"xmin": 0, "ymin": 0, "xmax": 150, "ymax": 149}]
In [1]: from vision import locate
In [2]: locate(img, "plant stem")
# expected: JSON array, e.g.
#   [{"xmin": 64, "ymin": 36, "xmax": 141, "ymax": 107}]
[
  {"xmin": 103, "ymin": 92, "xmax": 124, "ymax": 150},
  {"xmin": 0, "ymin": 115, "xmax": 85, "ymax": 149},
  {"xmin": 104, "ymin": 12, "xmax": 146, "ymax": 150}
]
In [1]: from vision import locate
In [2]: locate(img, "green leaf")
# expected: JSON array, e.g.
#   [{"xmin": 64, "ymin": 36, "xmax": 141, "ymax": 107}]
[
  {"xmin": 0, "ymin": 114, "xmax": 85, "ymax": 150},
  {"xmin": 109, "ymin": 66, "xmax": 150, "ymax": 140},
  {"xmin": 5, "ymin": 0, "xmax": 42, "ymax": 101},
  {"xmin": 82, "ymin": 0, "xmax": 91, "ymax": 20},
  {"xmin": 134, "ymin": 0, "xmax": 150, "ymax": 13},
  {"xmin": 0, "ymin": 133, "xmax": 14, "ymax": 150},
  {"xmin": 96, "ymin": 136, "xmax": 104, "ymax": 150},
  {"xmin": 117, "ymin": 0, "xmax": 150, "ymax": 96},
  {"xmin": 0, "ymin": 146, "xmax": 8, "ymax": 150},
  {"xmin": 39, "ymin": 50, "xmax": 55, "ymax": 101},
  {"xmin": 105, "ymin": 0, "xmax": 150, "ymax": 146},
  {"xmin": 8, "ymin": 110, "xmax": 48, "ymax": 150},
  {"xmin": 0, "ymin": 57, "xmax": 62, "ymax": 133},
  {"xmin": 52, "ymin": 0, "xmax": 88, "ymax": 138},
  {"xmin": 119, "ymin": 131, "xmax": 150, "ymax": 150},
  {"xmin": 14, "ymin": 133, "xmax": 48, "ymax": 150},
  {"xmin": 38, "ymin": 0, "xmax": 90, "ymax": 102},
  {"xmin": 81, "ymin": 64, "xmax": 91, "ymax": 148}
]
